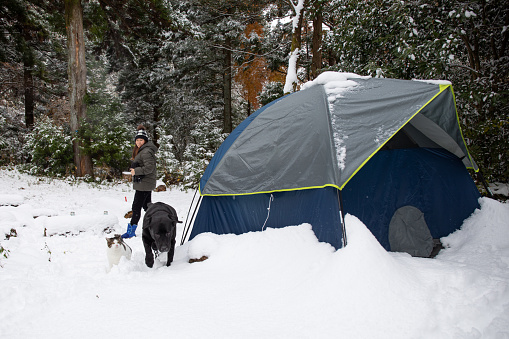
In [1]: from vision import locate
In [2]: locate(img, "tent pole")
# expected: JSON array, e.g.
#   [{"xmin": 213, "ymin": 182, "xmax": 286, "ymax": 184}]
[
  {"xmin": 338, "ymin": 189, "xmax": 347, "ymax": 247},
  {"xmin": 179, "ymin": 189, "xmax": 196, "ymax": 245},
  {"xmin": 477, "ymin": 169, "xmax": 494, "ymax": 198},
  {"xmin": 180, "ymin": 189, "xmax": 201, "ymax": 245},
  {"xmin": 180, "ymin": 194, "xmax": 202, "ymax": 245}
]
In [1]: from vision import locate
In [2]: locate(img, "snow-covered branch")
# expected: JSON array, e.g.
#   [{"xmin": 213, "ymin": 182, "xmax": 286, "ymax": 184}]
[
  {"xmin": 284, "ymin": 0, "xmax": 306, "ymax": 94},
  {"xmin": 288, "ymin": 0, "xmax": 305, "ymax": 30}
]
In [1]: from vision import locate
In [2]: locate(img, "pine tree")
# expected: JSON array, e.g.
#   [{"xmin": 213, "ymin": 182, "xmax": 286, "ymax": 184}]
[
  {"xmin": 155, "ymin": 127, "xmax": 182, "ymax": 186},
  {"xmin": 0, "ymin": 0, "xmax": 67, "ymax": 130},
  {"xmin": 182, "ymin": 110, "xmax": 227, "ymax": 189}
]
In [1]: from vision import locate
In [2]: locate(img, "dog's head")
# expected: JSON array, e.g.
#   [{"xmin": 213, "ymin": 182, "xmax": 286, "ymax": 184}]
[{"xmin": 148, "ymin": 215, "xmax": 176, "ymax": 253}]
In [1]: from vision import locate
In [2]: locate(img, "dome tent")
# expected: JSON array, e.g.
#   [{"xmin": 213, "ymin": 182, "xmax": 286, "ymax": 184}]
[{"xmin": 186, "ymin": 73, "xmax": 480, "ymax": 256}]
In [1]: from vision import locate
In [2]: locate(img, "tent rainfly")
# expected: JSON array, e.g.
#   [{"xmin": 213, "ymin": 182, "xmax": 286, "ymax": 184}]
[{"xmin": 186, "ymin": 72, "xmax": 481, "ymax": 257}]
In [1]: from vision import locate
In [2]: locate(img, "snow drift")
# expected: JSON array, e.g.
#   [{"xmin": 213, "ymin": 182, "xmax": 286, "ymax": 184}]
[{"xmin": 0, "ymin": 169, "xmax": 508, "ymax": 338}]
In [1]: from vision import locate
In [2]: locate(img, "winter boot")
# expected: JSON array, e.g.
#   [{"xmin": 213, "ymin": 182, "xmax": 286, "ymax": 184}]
[{"xmin": 121, "ymin": 223, "xmax": 137, "ymax": 239}]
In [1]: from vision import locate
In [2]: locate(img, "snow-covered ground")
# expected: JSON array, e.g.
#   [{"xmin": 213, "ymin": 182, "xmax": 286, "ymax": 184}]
[{"xmin": 0, "ymin": 167, "xmax": 508, "ymax": 339}]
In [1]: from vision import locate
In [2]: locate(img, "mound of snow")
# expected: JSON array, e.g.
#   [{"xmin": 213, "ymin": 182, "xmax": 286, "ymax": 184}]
[
  {"xmin": 302, "ymin": 71, "xmax": 370, "ymax": 90},
  {"xmin": 187, "ymin": 232, "xmax": 219, "ymax": 260},
  {"xmin": 302, "ymin": 71, "xmax": 370, "ymax": 102},
  {"xmin": 0, "ymin": 194, "xmax": 24, "ymax": 206},
  {"xmin": 413, "ymin": 79, "xmax": 452, "ymax": 85},
  {"xmin": 440, "ymin": 197, "xmax": 509, "ymax": 275},
  {"xmin": 0, "ymin": 210, "xmax": 20, "ymax": 235},
  {"xmin": 1, "ymin": 168, "xmax": 508, "ymax": 338},
  {"xmin": 490, "ymin": 182, "xmax": 509, "ymax": 197},
  {"xmin": 41, "ymin": 214, "xmax": 120, "ymax": 236}
]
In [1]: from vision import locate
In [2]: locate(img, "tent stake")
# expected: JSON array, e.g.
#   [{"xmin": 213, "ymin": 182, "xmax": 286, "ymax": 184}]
[
  {"xmin": 477, "ymin": 169, "xmax": 494, "ymax": 198},
  {"xmin": 338, "ymin": 189, "xmax": 347, "ymax": 247}
]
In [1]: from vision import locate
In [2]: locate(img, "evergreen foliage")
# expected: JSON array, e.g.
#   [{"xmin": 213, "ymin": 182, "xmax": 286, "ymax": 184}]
[
  {"xmin": 0, "ymin": 0, "xmax": 507, "ymax": 186},
  {"xmin": 322, "ymin": 0, "xmax": 508, "ymax": 183},
  {"xmin": 156, "ymin": 128, "xmax": 182, "ymax": 186},
  {"xmin": 0, "ymin": 0, "xmax": 68, "ymax": 128},
  {"xmin": 23, "ymin": 116, "xmax": 73, "ymax": 176},
  {"xmin": 79, "ymin": 119, "xmax": 131, "ymax": 178},
  {"xmin": 81, "ymin": 54, "xmax": 132, "ymax": 177},
  {"xmin": 259, "ymin": 81, "xmax": 285, "ymax": 106},
  {"xmin": 260, "ymin": 16, "xmax": 292, "ymax": 76},
  {"xmin": 182, "ymin": 110, "xmax": 227, "ymax": 189},
  {"xmin": 0, "ymin": 107, "xmax": 27, "ymax": 165}
]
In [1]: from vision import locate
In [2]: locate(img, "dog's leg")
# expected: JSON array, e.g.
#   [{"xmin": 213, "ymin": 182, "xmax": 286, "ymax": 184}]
[
  {"xmin": 151, "ymin": 242, "xmax": 160, "ymax": 260},
  {"xmin": 142, "ymin": 232, "xmax": 155, "ymax": 268},
  {"xmin": 166, "ymin": 228, "xmax": 177, "ymax": 267},
  {"xmin": 166, "ymin": 240, "xmax": 176, "ymax": 267}
]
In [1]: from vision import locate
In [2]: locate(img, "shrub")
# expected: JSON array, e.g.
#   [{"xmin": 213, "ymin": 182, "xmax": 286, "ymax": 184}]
[
  {"xmin": 79, "ymin": 118, "xmax": 132, "ymax": 178},
  {"xmin": 23, "ymin": 117, "xmax": 74, "ymax": 176}
]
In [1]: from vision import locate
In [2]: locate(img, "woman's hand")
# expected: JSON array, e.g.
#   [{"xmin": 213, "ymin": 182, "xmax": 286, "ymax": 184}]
[{"xmin": 130, "ymin": 168, "xmax": 135, "ymax": 175}]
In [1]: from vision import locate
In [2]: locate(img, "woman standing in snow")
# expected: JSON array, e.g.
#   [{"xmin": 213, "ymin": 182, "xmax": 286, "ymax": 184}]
[{"xmin": 122, "ymin": 125, "xmax": 158, "ymax": 239}]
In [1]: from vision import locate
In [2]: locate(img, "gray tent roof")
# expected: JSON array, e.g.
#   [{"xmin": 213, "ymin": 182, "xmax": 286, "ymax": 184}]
[{"xmin": 200, "ymin": 74, "xmax": 477, "ymax": 196}]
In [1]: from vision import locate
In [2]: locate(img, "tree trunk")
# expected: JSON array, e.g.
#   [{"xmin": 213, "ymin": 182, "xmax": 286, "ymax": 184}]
[
  {"xmin": 311, "ymin": 3, "xmax": 322, "ymax": 80},
  {"xmin": 22, "ymin": 13, "xmax": 35, "ymax": 129},
  {"xmin": 153, "ymin": 106, "xmax": 161, "ymax": 148},
  {"xmin": 65, "ymin": 0, "xmax": 93, "ymax": 177},
  {"xmin": 223, "ymin": 36, "xmax": 233, "ymax": 133},
  {"xmin": 23, "ymin": 59, "xmax": 34, "ymax": 129}
]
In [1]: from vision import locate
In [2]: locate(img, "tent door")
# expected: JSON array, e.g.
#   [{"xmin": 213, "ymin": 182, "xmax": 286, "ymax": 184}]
[{"xmin": 388, "ymin": 205, "xmax": 434, "ymax": 257}]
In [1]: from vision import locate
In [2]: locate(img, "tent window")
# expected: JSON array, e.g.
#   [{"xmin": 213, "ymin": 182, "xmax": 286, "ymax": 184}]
[
  {"xmin": 382, "ymin": 128, "xmax": 418, "ymax": 150},
  {"xmin": 382, "ymin": 123, "xmax": 442, "ymax": 150}
]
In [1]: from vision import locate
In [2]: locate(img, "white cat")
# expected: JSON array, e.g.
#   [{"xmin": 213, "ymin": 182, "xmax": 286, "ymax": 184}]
[{"xmin": 106, "ymin": 234, "xmax": 132, "ymax": 269}]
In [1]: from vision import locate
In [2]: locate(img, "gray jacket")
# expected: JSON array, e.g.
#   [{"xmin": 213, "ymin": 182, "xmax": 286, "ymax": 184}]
[{"xmin": 132, "ymin": 141, "xmax": 158, "ymax": 191}]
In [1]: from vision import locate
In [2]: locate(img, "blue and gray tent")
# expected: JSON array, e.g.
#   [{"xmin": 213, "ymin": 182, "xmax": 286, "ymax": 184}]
[{"xmin": 185, "ymin": 73, "xmax": 481, "ymax": 257}]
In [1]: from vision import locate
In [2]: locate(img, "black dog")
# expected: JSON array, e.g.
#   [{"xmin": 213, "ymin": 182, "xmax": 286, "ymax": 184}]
[{"xmin": 142, "ymin": 202, "xmax": 181, "ymax": 268}]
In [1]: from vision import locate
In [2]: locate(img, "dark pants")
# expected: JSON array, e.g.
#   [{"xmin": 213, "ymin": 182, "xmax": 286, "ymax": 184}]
[{"xmin": 130, "ymin": 190, "xmax": 152, "ymax": 225}]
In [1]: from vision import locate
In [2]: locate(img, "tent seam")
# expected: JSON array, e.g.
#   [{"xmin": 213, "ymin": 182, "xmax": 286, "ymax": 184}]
[
  {"xmin": 449, "ymin": 85, "xmax": 478, "ymax": 172},
  {"xmin": 199, "ymin": 183, "xmax": 341, "ymax": 197}
]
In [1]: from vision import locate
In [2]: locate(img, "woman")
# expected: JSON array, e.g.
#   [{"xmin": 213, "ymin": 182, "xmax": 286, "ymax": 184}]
[{"xmin": 122, "ymin": 125, "xmax": 158, "ymax": 239}]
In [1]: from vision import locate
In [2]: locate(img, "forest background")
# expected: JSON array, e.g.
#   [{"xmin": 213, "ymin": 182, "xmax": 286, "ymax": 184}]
[{"xmin": 0, "ymin": 0, "xmax": 507, "ymax": 189}]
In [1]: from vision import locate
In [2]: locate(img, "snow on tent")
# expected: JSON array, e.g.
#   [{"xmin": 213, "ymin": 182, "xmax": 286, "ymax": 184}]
[{"xmin": 185, "ymin": 72, "xmax": 481, "ymax": 257}]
